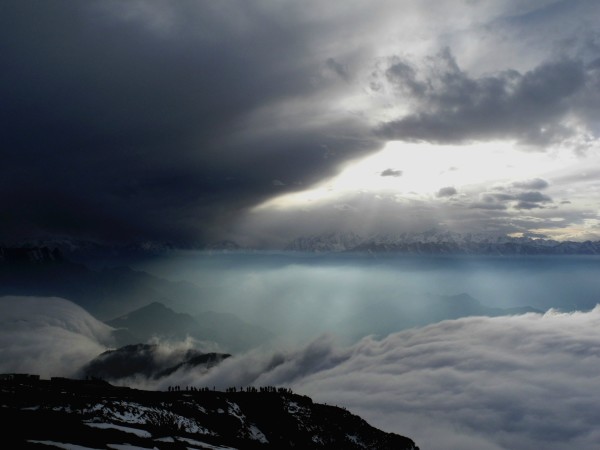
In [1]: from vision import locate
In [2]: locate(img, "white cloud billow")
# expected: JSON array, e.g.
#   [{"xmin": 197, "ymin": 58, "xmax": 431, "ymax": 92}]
[
  {"xmin": 156, "ymin": 307, "xmax": 600, "ymax": 450},
  {"xmin": 0, "ymin": 296, "xmax": 113, "ymax": 378},
  {"xmin": 3, "ymin": 293, "xmax": 600, "ymax": 449}
]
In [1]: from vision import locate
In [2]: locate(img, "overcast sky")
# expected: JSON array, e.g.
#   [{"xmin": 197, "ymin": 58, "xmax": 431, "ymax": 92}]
[{"xmin": 3, "ymin": 0, "xmax": 600, "ymax": 246}]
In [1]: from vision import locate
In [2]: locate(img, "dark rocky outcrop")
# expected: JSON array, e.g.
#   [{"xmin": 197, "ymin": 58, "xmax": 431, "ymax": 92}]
[
  {"xmin": 0, "ymin": 375, "xmax": 419, "ymax": 450},
  {"xmin": 80, "ymin": 343, "xmax": 230, "ymax": 381}
]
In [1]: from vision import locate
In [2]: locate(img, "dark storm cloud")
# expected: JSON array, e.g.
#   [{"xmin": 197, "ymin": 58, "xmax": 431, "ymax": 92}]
[
  {"xmin": 515, "ymin": 191, "xmax": 552, "ymax": 203},
  {"xmin": 3, "ymin": 1, "xmax": 599, "ymax": 245},
  {"xmin": 380, "ymin": 168, "xmax": 402, "ymax": 177},
  {"xmin": 515, "ymin": 201, "xmax": 544, "ymax": 210},
  {"xmin": 436, "ymin": 186, "xmax": 458, "ymax": 197},
  {"xmin": 0, "ymin": 1, "xmax": 381, "ymax": 245},
  {"xmin": 511, "ymin": 178, "xmax": 549, "ymax": 190},
  {"xmin": 475, "ymin": 189, "xmax": 553, "ymax": 210},
  {"xmin": 376, "ymin": 47, "xmax": 590, "ymax": 145},
  {"xmin": 325, "ymin": 58, "xmax": 351, "ymax": 83},
  {"xmin": 469, "ymin": 201, "xmax": 508, "ymax": 211}
]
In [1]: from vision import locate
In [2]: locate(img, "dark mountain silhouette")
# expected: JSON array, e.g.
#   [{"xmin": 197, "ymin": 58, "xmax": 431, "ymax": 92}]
[
  {"xmin": 107, "ymin": 302, "xmax": 199, "ymax": 342},
  {"xmin": 0, "ymin": 247, "xmax": 205, "ymax": 319},
  {"xmin": 108, "ymin": 302, "xmax": 273, "ymax": 352},
  {"xmin": 158, "ymin": 351, "xmax": 230, "ymax": 378},
  {"xmin": 0, "ymin": 247, "xmax": 273, "ymax": 351},
  {"xmin": 80, "ymin": 343, "xmax": 230, "ymax": 381},
  {"xmin": 0, "ymin": 375, "xmax": 419, "ymax": 449}
]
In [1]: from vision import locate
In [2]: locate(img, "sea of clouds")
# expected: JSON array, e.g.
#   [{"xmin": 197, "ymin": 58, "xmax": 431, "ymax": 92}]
[
  {"xmin": 0, "ymin": 296, "xmax": 114, "ymax": 378},
  {"xmin": 2, "ymin": 295, "xmax": 600, "ymax": 449}
]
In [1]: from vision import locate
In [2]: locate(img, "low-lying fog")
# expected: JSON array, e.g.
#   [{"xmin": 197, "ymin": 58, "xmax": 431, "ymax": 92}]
[{"xmin": 133, "ymin": 252, "xmax": 600, "ymax": 342}]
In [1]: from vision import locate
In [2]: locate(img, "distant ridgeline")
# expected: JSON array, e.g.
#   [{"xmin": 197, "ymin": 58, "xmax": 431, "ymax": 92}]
[
  {"xmin": 0, "ymin": 374, "xmax": 419, "ymax": 450},
  {"xmin": 5, "ymin": 231, "xmax": 600, "ymax": 258},
  {"xmin": 0, "ymin": 246, "xmax": 64, "ymax": 264},
  {"xmin": 283, "ymin": 232, "xmax": 600, "ymax": 254},
  {"xmin": 0, "ymin": 247, "xmax": 275, "ymax": 350}
]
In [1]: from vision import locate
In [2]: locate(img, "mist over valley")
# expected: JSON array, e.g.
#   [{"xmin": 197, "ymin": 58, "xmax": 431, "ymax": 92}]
[{"xmin": 3, "ymin": 249, "xmax": 600, "ymax": 449}]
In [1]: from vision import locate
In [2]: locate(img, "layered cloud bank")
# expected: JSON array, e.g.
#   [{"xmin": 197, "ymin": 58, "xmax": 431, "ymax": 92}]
[
  {"xmin": 4, "ymin": 294, "xmax": 600, "ymax": 449},
  {"xmin": 156, "ymin": 307, "xmax": 600, "ymax": 450},
  {"xmin": 0, "ymin": 296, "xmax": 113, "ymax": 378}
]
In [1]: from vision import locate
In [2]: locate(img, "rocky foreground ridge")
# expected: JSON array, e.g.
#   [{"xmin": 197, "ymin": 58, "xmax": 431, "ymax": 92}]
[{"xmin": 0, "ymin": 374, "xmax": 418, "ymax": 450}]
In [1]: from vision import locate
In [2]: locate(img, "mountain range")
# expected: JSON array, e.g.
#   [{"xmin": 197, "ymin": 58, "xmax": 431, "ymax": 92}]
[
  {"xmin": 0, "ymin": 246, "xmax": 204, "ymax": 319},
  {"xmin": 80, "ymin": 343, "xmax": 231, "ymax": 381},
  {"xmin": 0, "ymin": 247, "xmax": 273, "ymax": 352},
  {"xmin": 1, "ymin": 247, "xmax": 547, "ymax": 351},
  {"xmin": 284, "ymin": 230, "xmax": 600, "ymax": 254},
  {"xmin": 7, "ymin": 230, "xmax": 600, "ymax": 256}
]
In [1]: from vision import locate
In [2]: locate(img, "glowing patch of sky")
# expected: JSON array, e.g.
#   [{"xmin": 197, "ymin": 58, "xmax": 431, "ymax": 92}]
[{"xmin": 257, "ymin": 140, "xmax": 579, "ymax": 210}]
